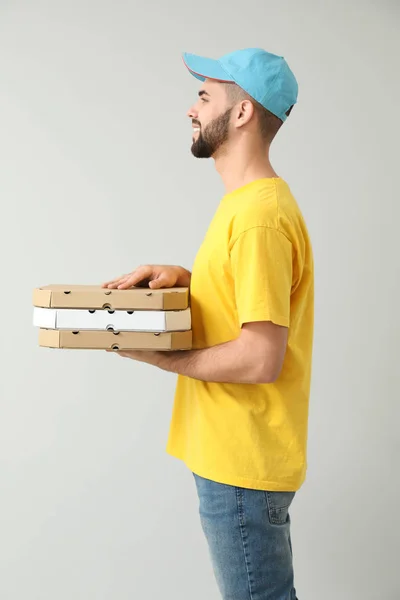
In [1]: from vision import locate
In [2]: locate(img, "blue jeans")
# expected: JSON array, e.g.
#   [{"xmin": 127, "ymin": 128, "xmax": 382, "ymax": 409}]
[{"xmin": 193, "ymin": 473, "xmax": 298, "ymax": 600}]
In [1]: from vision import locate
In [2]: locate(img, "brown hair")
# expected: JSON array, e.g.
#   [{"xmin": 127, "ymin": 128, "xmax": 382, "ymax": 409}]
[{"xmin": 224, "ymin": 83, "xmax": 293, "ymax": 143}]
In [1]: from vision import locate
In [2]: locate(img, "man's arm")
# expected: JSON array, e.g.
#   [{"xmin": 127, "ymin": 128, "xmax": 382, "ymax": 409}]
[{"xmin": 116, "ymin": 320, "xmax": 288, "ymax": 384}]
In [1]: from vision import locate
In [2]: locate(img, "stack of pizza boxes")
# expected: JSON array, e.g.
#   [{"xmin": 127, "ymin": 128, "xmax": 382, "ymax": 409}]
[{"xmin": 32, "ymin": 284, "xmax": 192, "ymax": 351}]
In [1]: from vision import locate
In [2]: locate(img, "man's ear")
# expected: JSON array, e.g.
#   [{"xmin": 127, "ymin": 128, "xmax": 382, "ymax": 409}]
[{"xmin": 235, "ymin": 99, "xmax": 255, "ymax": 128}]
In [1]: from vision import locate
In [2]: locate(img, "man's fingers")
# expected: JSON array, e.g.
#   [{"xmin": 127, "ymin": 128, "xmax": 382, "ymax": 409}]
[
  {"xmin": 116, "ymin": 275, "xmax": 141, "ymax": 290},
  {"xmin": 104, "ymin": 280, "xmax": 126, "ymax": 289},
  {"xmin": 102, "ymin": 265, "xmax": 177, "ymax": 290},
  {"xmin": 116, "ymin": 266, "xmax": 153, "ymax": 289},
  {"xmin": 102, "ymin": 266, "xmax": 151, "ymax": 290},
  {"xmin": 101, "ymin": 274, "xmax": 128, "ymax": 288}
]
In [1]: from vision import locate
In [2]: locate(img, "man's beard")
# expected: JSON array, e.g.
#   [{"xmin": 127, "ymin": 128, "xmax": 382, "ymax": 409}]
[{"xmin": 191, "ymin": 108, "xmax": 232, "ymax": 158}]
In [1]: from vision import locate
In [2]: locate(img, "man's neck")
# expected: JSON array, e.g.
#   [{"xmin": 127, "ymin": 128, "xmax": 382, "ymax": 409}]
[{"xmin": 214, "ymin": 142, "xmax": 279, "ymax": 195}]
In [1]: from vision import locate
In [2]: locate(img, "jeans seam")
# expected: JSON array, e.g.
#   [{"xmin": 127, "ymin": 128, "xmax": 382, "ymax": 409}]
[
  {"xmin": 236, "ymin": 487, "xmax": 255, "ymax": 600},
  {"xmin": 265, "ymin": 491, "xmax": 295, "ymax": 526}
]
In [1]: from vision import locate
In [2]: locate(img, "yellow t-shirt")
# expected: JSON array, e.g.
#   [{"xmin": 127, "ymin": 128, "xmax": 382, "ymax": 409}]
[{"xmin": 166, "ymin": 177, "xmax": 314, "ymax": 491}]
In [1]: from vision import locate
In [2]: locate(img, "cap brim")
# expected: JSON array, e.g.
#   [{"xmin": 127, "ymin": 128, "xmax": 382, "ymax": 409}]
[{"xmin": 182, "ymin": 53, "xmax": 234, "ymax": 83}]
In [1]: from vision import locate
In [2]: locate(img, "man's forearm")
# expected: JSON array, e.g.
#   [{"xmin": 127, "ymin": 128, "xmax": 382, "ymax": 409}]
[{"xmin": 132, "ymin": 337, "xmax": 266, "ymax": 384}]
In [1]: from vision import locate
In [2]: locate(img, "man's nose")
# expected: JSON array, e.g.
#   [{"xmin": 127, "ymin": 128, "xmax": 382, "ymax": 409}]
[{"xmin": 187, "ymin": 105, "xmax": 198, "ymax": 119}]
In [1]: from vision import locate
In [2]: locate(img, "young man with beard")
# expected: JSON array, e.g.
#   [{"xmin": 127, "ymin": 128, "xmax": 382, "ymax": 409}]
[{"xmin": 103, "ymin": 48, "xmax": 314, "ymax": 600}]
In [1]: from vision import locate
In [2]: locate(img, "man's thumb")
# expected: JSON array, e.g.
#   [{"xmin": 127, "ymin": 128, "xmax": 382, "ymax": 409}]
[{"xmin": 149, "ymin": 277, "xmax": 165, "ymax": 289}]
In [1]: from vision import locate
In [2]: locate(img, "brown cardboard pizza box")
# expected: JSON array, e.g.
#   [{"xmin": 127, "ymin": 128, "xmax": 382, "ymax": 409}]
[
  {"xmin": 38, "ymin": 328, "xmax": 192, "ymax": 350},
  {"xmin": 33, "ymin": 284, "xmax": 189, "ymax": 311}
]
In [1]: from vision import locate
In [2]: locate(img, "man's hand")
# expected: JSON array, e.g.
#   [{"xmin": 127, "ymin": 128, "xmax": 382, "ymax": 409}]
[
  {"xmin": 106, "ymin": 348, "xmax": 158, "ymax": 362},
  {"xmin": 102, "ymin": 265, "xmax": 191, "ymax": 290}
]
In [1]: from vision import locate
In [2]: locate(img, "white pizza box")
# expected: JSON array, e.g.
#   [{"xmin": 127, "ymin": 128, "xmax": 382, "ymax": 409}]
[{"xmin": 33, "ymin": 306, "xmax": 191, "ymax": 332}]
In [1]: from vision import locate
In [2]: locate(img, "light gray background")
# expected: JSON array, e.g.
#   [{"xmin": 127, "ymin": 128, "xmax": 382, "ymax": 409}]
[{"xmin": 0, "ymin": 1, "xmax": 399, "ymax": 599}]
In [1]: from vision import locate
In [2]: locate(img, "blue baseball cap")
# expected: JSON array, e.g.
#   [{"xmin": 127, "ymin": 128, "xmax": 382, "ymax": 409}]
[{"xmin": 183, "ymin": 48, "xmax": 298, "ymax": 122}]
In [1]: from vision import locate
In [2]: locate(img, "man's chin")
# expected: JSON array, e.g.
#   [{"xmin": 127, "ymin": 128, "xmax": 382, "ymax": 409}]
[{"xmin": 191, "ymin": 142, "xmax": 212, "ymax": 159}]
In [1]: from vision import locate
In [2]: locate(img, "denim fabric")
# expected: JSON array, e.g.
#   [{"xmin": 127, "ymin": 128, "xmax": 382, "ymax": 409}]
[{"xmin": 193, "ymin": 473, "xmax": 298, "ymax": 600}]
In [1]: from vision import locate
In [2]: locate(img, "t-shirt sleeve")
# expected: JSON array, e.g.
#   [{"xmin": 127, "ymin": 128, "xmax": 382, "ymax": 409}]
[{"xmin": 229, "ymin": 226, "xmax": 293, "ymax": 327}]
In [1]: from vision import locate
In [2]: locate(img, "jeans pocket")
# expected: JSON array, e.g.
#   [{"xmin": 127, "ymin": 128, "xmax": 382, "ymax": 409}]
[{"xmin": 265, "ymin": 491, "xmax": 296, "ymax": 525}]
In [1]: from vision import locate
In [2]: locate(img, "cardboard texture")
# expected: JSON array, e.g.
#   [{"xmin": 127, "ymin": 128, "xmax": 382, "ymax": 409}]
[
  {"xmin": 33, "ymin": 284, "xmax": 189, "ymax": 311},
  {"xmin": 33, "ymin": 307, "xmax": 191, "ymax": 332},
  {"xmin": 38, "ymin": 329, "xmax": 192, "ymax": 350}
]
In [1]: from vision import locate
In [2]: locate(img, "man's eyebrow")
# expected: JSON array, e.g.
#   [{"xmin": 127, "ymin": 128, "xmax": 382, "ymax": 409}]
[{"xmin": 198, "ymin": 90, "xmax": 210, "ymax": 97}]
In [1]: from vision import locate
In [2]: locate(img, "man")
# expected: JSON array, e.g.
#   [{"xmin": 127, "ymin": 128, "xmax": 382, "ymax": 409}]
[{"xmin": 103, "ymin": 48, "xmax": 314, "ymax": 600}]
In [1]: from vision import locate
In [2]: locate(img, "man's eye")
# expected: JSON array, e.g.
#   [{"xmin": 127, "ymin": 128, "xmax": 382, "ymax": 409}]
[{"xmin": 200, "ymin": 97, "xmax": 208, "ymax": 103}]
